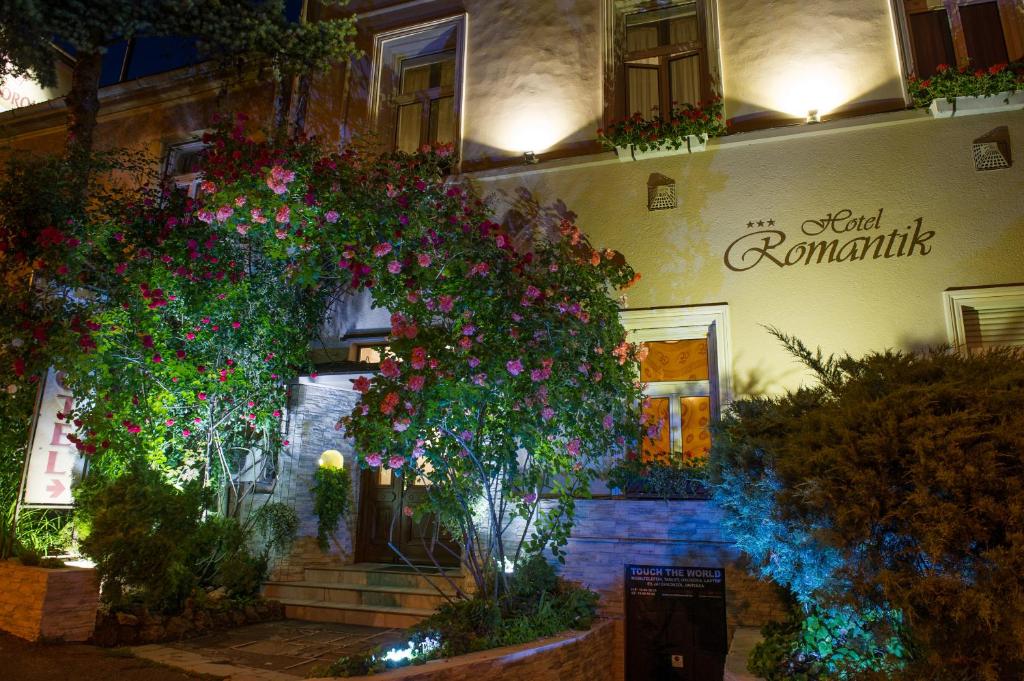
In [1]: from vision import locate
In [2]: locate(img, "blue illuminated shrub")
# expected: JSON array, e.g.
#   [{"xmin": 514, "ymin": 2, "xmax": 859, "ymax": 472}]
[{"xmin": 711, "ymin": 330, "xmax": 1024, "ymax": 680}]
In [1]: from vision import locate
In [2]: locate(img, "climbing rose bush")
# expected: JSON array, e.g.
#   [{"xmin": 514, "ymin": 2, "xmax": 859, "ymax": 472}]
[{"xmin": 1, "ymin": 116, "xmax": 646, "ymax": 595}]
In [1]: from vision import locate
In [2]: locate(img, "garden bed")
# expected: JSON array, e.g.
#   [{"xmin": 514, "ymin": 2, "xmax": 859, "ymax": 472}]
[
  {"xmin": 0, "ymin": 559, "xmax": 99, "ymax": 642},
  {"xmin": 91, "ymin": 596, "xmax": 284, "ymax": 646},
  {"xmin": 308, "ymin": 619, "xmax": 614, "ymax": 681}
]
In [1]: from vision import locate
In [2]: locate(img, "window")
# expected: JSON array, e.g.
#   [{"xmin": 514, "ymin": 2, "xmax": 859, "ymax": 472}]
[
  {"xmin": 395, "ymin": 51, "xmax": 456, "ymax": 153},
  {"xmin": 621, "ymin": 305, "xmax": 731, "ymax": 464},
  {"xmin": 370, "ymin": 15, "xmax": 466, "ymax": 156},
  {"xmin": 944, "ymin": 285, "xmax": 1024, "ymax": 353},
  {"xmin": 164, "ymin": 138, "xmax": 206, "ymax": 197},
  {"xmin": 899, "ymin": 1, "xmax": 1023, "ymax": 77},
  {"xmin": 610, "ymin": 1, "xmax": 719, "ymax": 121}
]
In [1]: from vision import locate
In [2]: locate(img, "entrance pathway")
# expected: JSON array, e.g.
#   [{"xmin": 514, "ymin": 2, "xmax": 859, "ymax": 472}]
[{"xmin": 133, "ymin": 619, "xmax": 409, "ymax": 679}]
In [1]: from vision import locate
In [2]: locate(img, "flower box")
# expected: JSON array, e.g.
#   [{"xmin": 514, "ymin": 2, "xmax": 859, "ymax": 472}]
[
  {"xmin": 928, "ymin": 90, "xmax": 1024, "ymax": 118},
  {"xmin": 0, "ymin": 559, "xmax": 99, "ymax": 642},
  {"xmin": 615, "ymin": 134, "xmax": 707, "ymax": 162}
]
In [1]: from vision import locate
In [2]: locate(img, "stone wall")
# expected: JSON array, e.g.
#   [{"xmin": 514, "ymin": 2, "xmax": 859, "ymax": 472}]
[
  {"xmin": 268, "ymin": 381, "xmax": 362, "ymax": 580},
  {"xmin": 552, "ymin": 499, "xmax": 785, "ymax": 681},
  {"xmin": 308, "ymin": 618, "xmax": 615, "ymax": 681},
  {"xmin": 0, "ymin": 560, "xmax": 98, "ymax": 642}
]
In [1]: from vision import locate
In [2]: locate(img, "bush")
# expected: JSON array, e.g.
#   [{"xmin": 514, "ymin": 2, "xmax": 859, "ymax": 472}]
[
  {"xmin": 605, "ymin": 457, "xmax": 710, "ymax": 498},
  {"xmin": 311, "ymin": 466, "xmax": 351, "ymax": 550},
  {"xmin": 76, "ymin": 463, "xmax": 279, "ymax": 610},
  {"xmin": 322, "ymin": 556, "xmax": 599, "ymax": 677},
  {"xmin": 711, "ymin": 331, "xmax": 1024, "ymax": 680}
]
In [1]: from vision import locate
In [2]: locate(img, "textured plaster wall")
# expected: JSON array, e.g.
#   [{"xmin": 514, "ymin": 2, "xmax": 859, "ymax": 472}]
[
  {"xmin": 458, "ymin": 0, "xmax": 603, "ymax": 161},
  {"xmin": 718, "ymin": 0, "xmax": 907, "ymax": 121},
  {"xmin": 478, "ymin": 111, "xmax": 1024, "ymax": 396}
]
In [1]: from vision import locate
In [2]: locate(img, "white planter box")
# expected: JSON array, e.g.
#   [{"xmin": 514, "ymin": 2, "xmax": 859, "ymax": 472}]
[
  {"xmin": 615, "ymin": 134, "xmax": 707, "ymax": 162},
  {"xmin": 928, "ymin": 90, "xmax": 1024, "ymax": 118}
]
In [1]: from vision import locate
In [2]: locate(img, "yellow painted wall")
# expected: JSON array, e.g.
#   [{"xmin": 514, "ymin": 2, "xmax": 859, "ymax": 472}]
[{"xmin": 475, "ymin": 111, "xmax": 1024, "ymax": 396}]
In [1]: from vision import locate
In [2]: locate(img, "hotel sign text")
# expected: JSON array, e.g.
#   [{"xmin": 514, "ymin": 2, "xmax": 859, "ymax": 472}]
[{"xmin": 724, "ymin": 209, "xmax": 936, "ymax": 272}]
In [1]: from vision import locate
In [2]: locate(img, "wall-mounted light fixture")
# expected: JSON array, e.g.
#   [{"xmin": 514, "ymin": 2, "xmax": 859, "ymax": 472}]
[
  {"xmin": 523, "ymin": 151, "xmax": 539, "ymax": 165},
  {"xmin": 319, "ymin": 449, "xmax": 344, "ymax": 469},
  {"xmin": 806, "ymin": 109, "xmax": 821, "ymax": 124}
]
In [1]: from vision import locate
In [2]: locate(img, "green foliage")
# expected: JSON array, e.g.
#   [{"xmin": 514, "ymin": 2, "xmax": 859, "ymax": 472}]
[
  {"xmin": 908, "ymin": 62, "xmax": 1023, "ymax": 108},
  {"xmin": 249, "ymin": 501, "xmax": 299, "ymax": 559},
  {"xmin": 598, "ymin": 98, "xmax": 727, "ymax": 153},
  {"xmin": 605, "ymin": 456, "xmax": 709, "ymax": 498},
  {"xmin": 711, "ymin": 330, "xmax": 1024, "ymax": 680},
  {"xmin": 75, "ymin": 463, "xmax": 275, "ymax": 610},
  {"xmin": 15, "ymin": 508, "xmax": 75, "ymax": 555},
  {"xmin": 311, "ymin": 466, "xmax": 351, "ymax": 550},
  {"xmin": 0, "ymin": 0, "xmax": 359, "ymax": 89},
  {"xmin": 323, "ymin": 557, "xmax": 599, "ymax": 677},
  {"xmin": 749, "ymin": 602, "xmax": 906, "ymax": 681}
]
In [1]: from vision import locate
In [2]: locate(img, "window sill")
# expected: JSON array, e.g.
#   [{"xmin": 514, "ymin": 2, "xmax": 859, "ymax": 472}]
[{"xmin": 464, "ymin": 106, "xmax": 937, "ymax": 183}]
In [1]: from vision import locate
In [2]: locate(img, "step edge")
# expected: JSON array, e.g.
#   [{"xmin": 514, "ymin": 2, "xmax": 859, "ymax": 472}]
[
  {"xmin": 264, "ymin": 581, "xmax": 458, "ymax": 596},
  {"xmin": 276, "ymin": 598, "xmax": 436, "ymax": 617}
]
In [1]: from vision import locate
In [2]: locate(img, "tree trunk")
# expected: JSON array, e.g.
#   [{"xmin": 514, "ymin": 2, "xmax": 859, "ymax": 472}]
[{"xmin": 64, "ymin": 50, "xmax": 103, "ymax": 158}]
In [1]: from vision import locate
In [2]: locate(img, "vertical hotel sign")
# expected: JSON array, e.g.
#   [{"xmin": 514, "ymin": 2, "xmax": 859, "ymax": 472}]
[{"xmin": 22, "ymin": 369, "xmax": 82, "ymax": 507}]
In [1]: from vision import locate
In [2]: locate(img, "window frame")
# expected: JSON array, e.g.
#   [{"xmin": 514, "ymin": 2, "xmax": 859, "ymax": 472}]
[
  {"xmin": 895, "ymin": 0, "xmax": 1023, "ymax": 78},
  {"xmin": 605, "ymin": 0, "xmax": 722, "ymax": 124},
  {"xmin": 943, "ymin": 284, "xmax": 1024, "ymax": 353},
  {"xmin": 621, "ymin": 304, "xmax": 732, "ymax": 460},
  {"xmin": 369, "ymin": 14, "xmax": 467, "ymax": 160},
  {"xmin": 163, "ymin": 137, "xmax": 208, "ymax": 198}
]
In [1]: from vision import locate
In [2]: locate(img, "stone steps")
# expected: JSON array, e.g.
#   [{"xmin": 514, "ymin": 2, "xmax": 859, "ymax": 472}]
[
  {"xmin": 265, "ymin": 562, "xmax": 466, "ymax": 629},
  {"xmin": 274, "ymin": 598, "xmax": 437, "ymax": 629},
  {"xmin": 263, "ymin": 580, "xmax": 456, "ymax": 611}
]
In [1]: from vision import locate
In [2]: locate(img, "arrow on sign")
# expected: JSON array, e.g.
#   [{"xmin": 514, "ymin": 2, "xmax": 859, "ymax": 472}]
[{"xmin": 46, "ymin": 478, "xmax": 65, "ymax": 498}]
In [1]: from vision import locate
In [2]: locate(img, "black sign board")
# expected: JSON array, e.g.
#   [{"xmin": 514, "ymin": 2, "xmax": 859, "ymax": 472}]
[{"xmin": 625, "ymin": 565, "xmax": 728, "ymax": 681}]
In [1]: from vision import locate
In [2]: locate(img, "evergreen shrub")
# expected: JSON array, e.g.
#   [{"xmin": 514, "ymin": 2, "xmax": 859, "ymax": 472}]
[{"xmin": 711, "ymin": 331, "xmax": 1024, "ymax": 680}]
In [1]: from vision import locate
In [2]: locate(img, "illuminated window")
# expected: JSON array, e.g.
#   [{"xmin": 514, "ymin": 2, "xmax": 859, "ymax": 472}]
[
  {"xmin": 395, "ymin": 52, "xmax": 456, "ymax": 153},
  {"xmin": 616, "ymin": 1, "xmax": 718, "ymax": 118},
  {"xmin": 622, "ymin": 305, "xmax": 731, "ymax": 464},
  {"xmin": 898, "ymin": 1, "xmax": 1022, "ymax": 77},
  {"xmin": 944, "ymin": 285, "xmax": 1024, "ymax": 353},
  {"xmin": 371, "ymin": 15, "xmax": 466, "ymax": 156}
]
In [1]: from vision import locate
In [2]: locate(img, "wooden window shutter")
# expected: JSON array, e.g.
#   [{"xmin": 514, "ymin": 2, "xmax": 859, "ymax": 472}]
[{"xmin": 961, "ymin": 304, "xmax": 1024, "ymax": 351}]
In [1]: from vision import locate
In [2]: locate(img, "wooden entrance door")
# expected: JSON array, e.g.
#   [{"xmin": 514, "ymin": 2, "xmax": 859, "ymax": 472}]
[{"xmin": 357, "ymin": 465, "xmax": 460, "ymax": 566}]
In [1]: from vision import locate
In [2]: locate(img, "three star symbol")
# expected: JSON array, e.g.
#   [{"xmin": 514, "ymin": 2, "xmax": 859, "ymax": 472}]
[{"xmin": 746, "ymin": 219, "xmax": 776, "ymax": 228}]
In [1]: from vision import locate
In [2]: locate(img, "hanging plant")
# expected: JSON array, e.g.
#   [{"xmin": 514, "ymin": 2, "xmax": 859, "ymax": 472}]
[{"xmin": 312, "ymin": 465, "xmax": 351, "ymax": 551}]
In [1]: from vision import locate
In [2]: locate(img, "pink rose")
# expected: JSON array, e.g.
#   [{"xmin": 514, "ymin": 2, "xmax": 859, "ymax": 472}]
[
  {"xmin": 408, "ymin": 375, "xmax": 425, "ymax": 392},
  {"xmin": 387, "ymin": 260, "xmax": 402, "ymax": 274},
  {"xmin": 388, "ymin": 455, "xmax": 405, "ymax": 469},
  {"xmin": 373, "ymin": 242, "xmax": 393, "ymax": 257},
  {"xmin": 417, "ymin": 253, "xmax": 432, "ymax": 267},
  {"xmin": 325, "ymin": 210, "xmax": 339, "ymax": 223},
  {"xmin": 275, "ymin": 205, "xmax": 290, "ymax": 224},
  {"xmin": 380, "ymin": 358, "xmax": 401, "ymax": 378},
  {"xmin": 506, "ymin": 359, "xmax": 523, "ymax": 376},
  {"xmin": 366, "ymin": 453, "xmax": 382, "ymax": 468}
]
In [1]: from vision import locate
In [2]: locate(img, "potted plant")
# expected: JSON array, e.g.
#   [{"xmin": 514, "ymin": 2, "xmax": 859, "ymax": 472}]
[
  {"xmin": 909, "ymin": 62, "xmax": 1024, "ymax": 118},
  {"xmin": 598, "ymin": 98, "xmax": 727, "ymax": 162}
]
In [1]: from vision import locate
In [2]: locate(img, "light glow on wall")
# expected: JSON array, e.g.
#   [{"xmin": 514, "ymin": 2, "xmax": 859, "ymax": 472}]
[
  {"xmin": 766, "ymin": 63, "xmax": 852, "ymax": 119},
  {"xmin": 492, "ymin": 105, "xmax": 579, "ymax": 154}
]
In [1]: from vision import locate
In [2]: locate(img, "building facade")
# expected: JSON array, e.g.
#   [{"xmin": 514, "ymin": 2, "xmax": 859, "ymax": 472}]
[{"xmin": 2, "ymin": 1, "xmax": 1023, "ymax": 678}]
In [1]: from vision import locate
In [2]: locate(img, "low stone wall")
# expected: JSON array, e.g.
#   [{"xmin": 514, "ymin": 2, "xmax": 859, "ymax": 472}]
[
  {"xmin": 553, "ymin": 499, "xmax": 785, "ymax": 681},
  {"xmin": 0, "ymin": 559, "xmax": 99, "ymax": 642},
  {"xmin": 92, "ymin": 598, "xmax": 285, "ymax": 647},
  {"xmin": 309, "ymin": 619, "xmax": 615, "ymax": 681}
]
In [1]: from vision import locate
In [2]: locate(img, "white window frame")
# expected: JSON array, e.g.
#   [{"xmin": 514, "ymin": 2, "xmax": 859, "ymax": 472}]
[
  {"xmin": 163, "ymin": 137, "xmax": 208, "ymax": 198},
  {"xmin": 369, "ymin": 14, "xmax": 467, "ymax": 160},
  {"xmin": 621, "ymin": 304, "xmax": 732, "ymax": 456},
  {"xmin": 943, "ymin": 284, "xmax": 1024, "ymax": 353}
]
